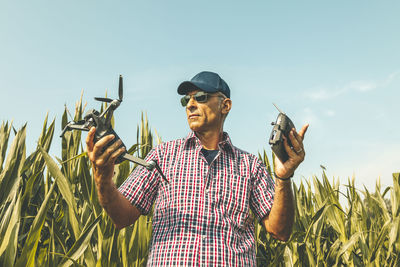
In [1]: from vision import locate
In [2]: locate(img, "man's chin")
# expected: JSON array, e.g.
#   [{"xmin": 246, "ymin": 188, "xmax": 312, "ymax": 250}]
[
  {"xmin": 189, "ymin": 126, "xmax": 200, "ymax": 132},
  {"xmin": 188, "ymin": 123, "xmax": 202, "ymax": 132}
]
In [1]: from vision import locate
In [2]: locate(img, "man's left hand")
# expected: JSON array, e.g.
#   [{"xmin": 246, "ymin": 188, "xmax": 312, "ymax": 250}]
[{"xmin": 274, "ymin": 124, "xmax": 309, "ymax": 179}]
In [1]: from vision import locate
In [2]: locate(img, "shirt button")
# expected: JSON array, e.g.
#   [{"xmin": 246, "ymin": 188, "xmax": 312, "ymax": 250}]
[
  {"xmin": 202, "ymin": 235, "xmax": 206, "ymax": 241},
  {"xmin": 205, "ymin": 189, "xmax": 209, "ymax": 194}
]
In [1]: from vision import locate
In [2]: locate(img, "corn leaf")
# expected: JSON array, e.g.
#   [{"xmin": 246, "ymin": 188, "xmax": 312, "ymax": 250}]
[
  {"xmin": 38, "ymin": 145, "xmax": 81, "ymax": 239},
  {"xmin": 15, "ymin": 182, "xmax": 56, "ymax": 267},
  {"xmin": 59, "ymin": 214, "xmax": 101, "ymax": 267}
]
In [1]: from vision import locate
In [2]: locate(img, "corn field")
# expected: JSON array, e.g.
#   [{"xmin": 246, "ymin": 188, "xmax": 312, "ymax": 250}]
[{"xmin": 0, "ymin": 97, "xmax": 399, "ymax": 266}]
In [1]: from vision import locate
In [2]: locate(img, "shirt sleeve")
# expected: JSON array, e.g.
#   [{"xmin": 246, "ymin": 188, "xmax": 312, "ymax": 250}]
[
  {"xmin": 249, "ymin": 159, "xmax": 275, "ymax": 221},
  {"xmin": 118, "ymin": 147, "xmax": 161, "ymax": 215}
]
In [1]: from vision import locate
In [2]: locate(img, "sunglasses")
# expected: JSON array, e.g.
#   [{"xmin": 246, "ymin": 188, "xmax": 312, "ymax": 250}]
[{"xmin": 180, "ymin": 91, "xmax": 225, "ymax": 107}]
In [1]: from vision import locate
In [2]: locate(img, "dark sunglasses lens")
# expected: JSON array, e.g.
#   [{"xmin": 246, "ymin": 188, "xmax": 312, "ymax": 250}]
[
  {"xmin": 194, "ymin": 93, "xmax": 207, "ymax": 102},
  {"xmin": 181, "ymin": 96, "xmax": 190, "ymax": 106},
  {"xmin": 181, "ymin": 92, "xmax": 209, "ymax": 106}
]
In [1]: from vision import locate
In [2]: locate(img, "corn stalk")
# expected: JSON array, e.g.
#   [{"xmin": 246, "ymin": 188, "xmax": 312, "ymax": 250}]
[
  {"xmin": 0, "ymin": 95, "xmax": 399, "ymax": 266},
  {"xmin": 0, "ymin": 95, "xmax": 155, "ymax": 266}
]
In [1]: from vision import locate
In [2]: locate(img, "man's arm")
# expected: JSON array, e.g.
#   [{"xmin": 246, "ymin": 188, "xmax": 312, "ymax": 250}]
[
  {"xmin": 262, "ymin": 124, "xmax": 309, "ymax": 241},
  {"xmin": 86, "ymin": 127, "xmax": 141, "ymax": 229},
  {"xmin": 261, "ymin": 179, "xmax": 294, "ymax": 241}
]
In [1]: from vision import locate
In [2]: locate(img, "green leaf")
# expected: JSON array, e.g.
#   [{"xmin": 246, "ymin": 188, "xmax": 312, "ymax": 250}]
[
  {"xmin": 38, "ymin": 145, "xmax": 81, "ymax": 239},
  {"xmin": 59, "ymin": 214, "xmax": 101, "ymax": 267},
  {"xmin": 15, "ymin": 181, "xmax": 56, "ymax": 267},
  {"xmin": 0, "ymin": 121, "xmax": 12, "ymax": 172},
  {"xmin": 337, "ymin": 231, "xmax": 363, "ymax": 258},
  {"xmin": 0, "ymin": 125, "xmax": 26, "ymax": 204},
  {"xmin": 369, "ymin": 221, "xmax": 390, "ymax": 262},
  {"xmin": 0, "ymin": 191, "xmax": 21, "ymax": 266},
  {"xmin": 303, "ymin": 204, "xmax": 327, "ymax": 242}
]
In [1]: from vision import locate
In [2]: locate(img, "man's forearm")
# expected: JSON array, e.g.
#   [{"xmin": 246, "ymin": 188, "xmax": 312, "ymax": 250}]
[
  {"xmin": 96, "ymin": 176, "xmax": 141, "ymax": 229},
  {"xmin": 263, "ymin": 179, "xmax": 294, "ymax": 241}
]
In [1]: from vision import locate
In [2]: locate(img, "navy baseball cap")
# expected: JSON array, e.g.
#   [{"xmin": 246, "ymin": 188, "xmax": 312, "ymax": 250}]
[{"xmin": 177, "ymin": 71, "xmax": 230, "ymax": 98}]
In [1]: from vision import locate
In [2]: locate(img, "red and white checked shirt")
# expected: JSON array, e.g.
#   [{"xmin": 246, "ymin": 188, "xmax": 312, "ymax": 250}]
[{"xmin": 118, "ymin": 132, "xmax": 275, "ymax": 266}]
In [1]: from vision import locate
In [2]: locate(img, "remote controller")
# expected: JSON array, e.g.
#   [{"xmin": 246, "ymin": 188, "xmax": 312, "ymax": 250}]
[{"xmin": 268, "ymin": 103, "xmax": 296, "ymax": 163}]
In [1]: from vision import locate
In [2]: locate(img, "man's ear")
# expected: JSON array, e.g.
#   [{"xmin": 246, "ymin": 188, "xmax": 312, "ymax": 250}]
[{"xmin": 221, "ymin": 98, "xmax": 232, "ymax": 115}]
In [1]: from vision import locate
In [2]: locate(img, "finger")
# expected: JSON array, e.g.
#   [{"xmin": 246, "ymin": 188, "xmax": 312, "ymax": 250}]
[
  {"xmin": 289, "ymin": 128, "xmax": 303, "ymax": 148},
  {"xmin": 99, "ymin": 139, "xmax": 124, "ymax": 165},
  {"xmin": 85, "ymin": 127, "xmax": 96, "ymax": 152},
  {"xmin": 290, "ymin": 130, "xmax": 306, "ymax": 155},
  {"xmin": 104, "ymin": 139, "xmax": 123, "ymax": 157},
  {"xmin": 290, "ymin": 129, "xmax": 304, "ymax": 149},
  {"xmin": 283, "ymin": 135, "xmax": 297, "ymax": 158},
  {"xmin": 93, "ymin": 134, "xmax": 115, "ymax": 156},
  {"xmin": 298, "ymin": 124, "xmax": 309, "ymax": 140},
  {"xmin": 108, "ymin": 146, "xmax": 126, "ymax": 164}
]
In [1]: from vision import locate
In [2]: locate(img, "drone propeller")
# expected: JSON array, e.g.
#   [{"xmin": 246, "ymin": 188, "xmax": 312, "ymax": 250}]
[
  {"xmin": 94, "ymin": 97, "xmax": 113, "ymax": 103},
  {"xmin": 118, "ymin": 75, "xmax": 123, "ymax": 102},
  {"xmin": 94, "ymin": 75, "xmax": 123, "ymax": 103}
]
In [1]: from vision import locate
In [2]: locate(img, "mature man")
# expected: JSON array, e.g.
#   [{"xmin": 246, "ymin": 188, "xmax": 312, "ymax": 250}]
[{"xmin": 86, "ymin": 71, "xmax": 308, "ymax": 266}]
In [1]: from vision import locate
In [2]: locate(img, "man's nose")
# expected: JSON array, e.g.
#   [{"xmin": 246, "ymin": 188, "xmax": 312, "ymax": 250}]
[{"xmin": 186, "ymin": 96, "xmax": 197, "ymax": 109}]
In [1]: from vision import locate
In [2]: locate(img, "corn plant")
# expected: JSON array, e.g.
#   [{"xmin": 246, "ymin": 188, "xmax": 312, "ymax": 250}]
[
  {"xmin": 0, "ymin": 95, "xmax": 155, "ymax": 266},
  {"xmin": 1, "ymin": 94, "xmax": 399, "ymax": 266},
  {"xmin": 255, "ymin": 150, "xmax": 400, "ymax": 266}
]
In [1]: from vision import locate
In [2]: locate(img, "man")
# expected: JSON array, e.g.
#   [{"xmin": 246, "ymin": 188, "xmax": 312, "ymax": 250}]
[{"xmin": 86, "ymin": 71, "xmax": 308, "ymax": 266}]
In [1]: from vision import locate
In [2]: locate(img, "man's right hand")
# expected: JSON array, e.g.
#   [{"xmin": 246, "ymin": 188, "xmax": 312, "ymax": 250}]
[
  {"xmin": 85, "ymin": 127, "xmax": 141, "ymax": 229},
  {"xmin": 85, "ymin": 127, "xmax": 126, "ymax": 192}
]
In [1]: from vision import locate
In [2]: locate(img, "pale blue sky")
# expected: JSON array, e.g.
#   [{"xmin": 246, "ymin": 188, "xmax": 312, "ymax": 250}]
[{"xmin": 1, "ymin": 1, "xmax": 399, "ymax": 189}]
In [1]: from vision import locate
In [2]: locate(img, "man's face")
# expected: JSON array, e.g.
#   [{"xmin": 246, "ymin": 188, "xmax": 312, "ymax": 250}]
[{"xmin": 185, "ymin": 90, "xmax": 227, "ymax": 133}]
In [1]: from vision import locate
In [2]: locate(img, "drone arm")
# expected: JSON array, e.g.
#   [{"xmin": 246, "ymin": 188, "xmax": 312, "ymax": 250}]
[
  {"xmin": 154, "ymin": 163, "xmax": 168, "ymax": 184},
  {"xmin": 99, "ymin": 104, "xmax": 110, "ymax": 119},
  {"xmin": 121, "ymin": 153, "xmax": 169, "ymax": 183},
  {"xmin": 98, "ymin": 102, "xmax": 118, "ymax": 128},
  {"xmin": 104, "ymin": 108, "xmax": 114, "ymax": 127},
  {"xmin": 99, "ymin": 99, "xmax": 120, "ymax": 120},
  {"xmin": 60, "ymin": 127, "xmax": 69, "ymax": 137},
  {"xmin": 60, "ymin": 122, "xmax": 90, "ymax": 137},
  {"xmin": 68, "ymin": 124, "xmax": 90, "ymax": 132},
  {"xmin": 122, "ymin": 153, "xmax": 149, "ymax": 167}
]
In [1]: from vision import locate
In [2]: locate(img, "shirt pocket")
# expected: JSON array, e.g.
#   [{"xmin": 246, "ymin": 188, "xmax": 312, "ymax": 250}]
[
  {"xmin": 155, "ymin": 166, "xmax": 177, "ymax": 210},
  {"xmin": 154, "ymin": 166, "xmax": 190, "ymax": 220},
  {"xmin": 218, "ymin": 174, "xmax": 250, "ymax": 229}
]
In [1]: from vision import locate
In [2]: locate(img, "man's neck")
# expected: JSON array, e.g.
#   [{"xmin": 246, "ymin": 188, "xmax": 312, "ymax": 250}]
[{"xmin": 195, "ymin": 130, "xmax": 223, "ymax": 150}]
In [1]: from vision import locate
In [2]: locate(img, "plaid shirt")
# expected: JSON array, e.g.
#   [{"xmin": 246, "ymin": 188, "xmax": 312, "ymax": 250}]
[{"xmin": 118, "ymin": 132, "xmax": 275, "ymax": 266}]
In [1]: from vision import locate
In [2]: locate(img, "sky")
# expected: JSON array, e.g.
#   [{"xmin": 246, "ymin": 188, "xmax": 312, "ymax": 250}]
[{"xmin": 1, "ymin": 1, "xmax": 399, "ymax": 191}]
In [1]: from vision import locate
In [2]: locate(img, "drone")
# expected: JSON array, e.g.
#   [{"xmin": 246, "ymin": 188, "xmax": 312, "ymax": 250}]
[{"xmin": 60, "ymin": 75, "xmax": 168, "ymax": 183}]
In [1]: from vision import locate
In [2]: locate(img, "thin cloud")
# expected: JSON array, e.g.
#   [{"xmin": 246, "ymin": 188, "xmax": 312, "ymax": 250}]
[
  {"xmin": 301, "ymin": 107, "xmax": 319, "ymax": 125},
  {"xmin": 298, "ymin": 107, "xmax": 335, "ymax": 126},
  {"xmin": 347, "ymin": 80, "xmax": 378, "ymax": 92},
  {"xmin": 324, "ymin": 110, "xmax": 335, "ymax": 117},
  {"xmin": 305, "ymin": 87, "xmax": 346, "ymax": 100},
  {"xmin": 304, "ymin": 70, "xmax": 400, "ymax": 100},
  {"xmin": 350, "ymin": 70, "xmax": 399, "ymax": 92},
  {"xmin": 337, "ymin": 143, "xmax": 400, "ymax": 191},
  {"xmin": 384, "ymin": 70, "xmax": 400, "ymax": 86}
]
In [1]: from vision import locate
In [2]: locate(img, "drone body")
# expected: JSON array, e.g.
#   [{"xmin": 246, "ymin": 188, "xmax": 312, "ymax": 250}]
[{"xmin": 60, "ymin": 75, "xmax": 168, "ymax": 183}]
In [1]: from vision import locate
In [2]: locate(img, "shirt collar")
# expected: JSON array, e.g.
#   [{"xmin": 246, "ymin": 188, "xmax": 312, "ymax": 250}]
[{"xmin": 183, "ymin": 131, "xmax": 236, "ymax": 156}]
